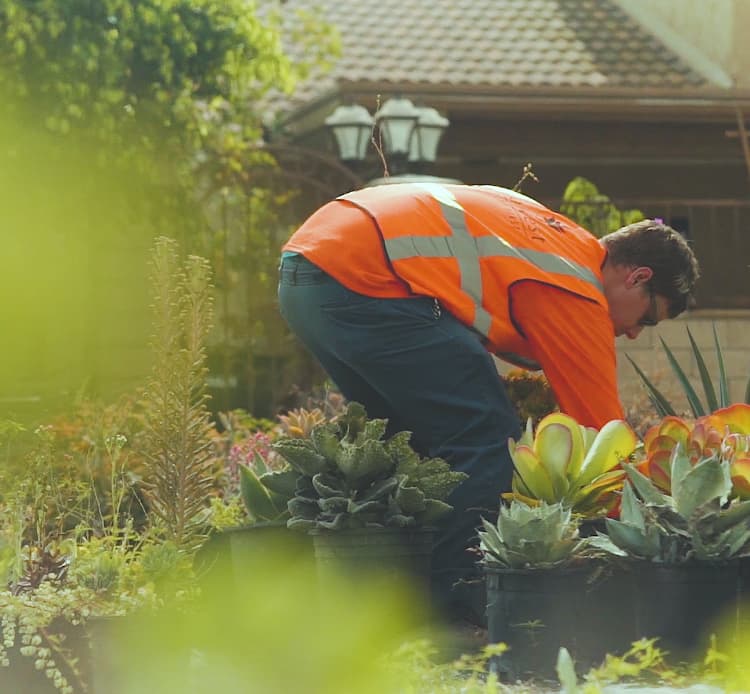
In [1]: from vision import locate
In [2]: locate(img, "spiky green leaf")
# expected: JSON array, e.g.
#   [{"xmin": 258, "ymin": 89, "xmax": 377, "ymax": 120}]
[
  {"xmin": 660, "ymin": 336, "xmax": 705, "ymax": 417},
  {"xmin": 713, "ymin": 323, "xmax": 729, "ymax": 408},
  {"xmin": 687, "ymin": 326, "xmax": 718, "ymax": 413},
  {"xmin": 625, "ymin": 354, "xmax": 677, "ymax": 417}
]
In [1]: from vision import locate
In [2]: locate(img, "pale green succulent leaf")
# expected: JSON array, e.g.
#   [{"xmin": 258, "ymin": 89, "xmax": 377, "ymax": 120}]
[
  {"xmin": 318, "ymin": 496, "xmax": 349, "ymax": 513},
  {"xmin": 604, "ymin": 518, "xmax": 661, "ymax": 559},
  {"xmin": 317, "ymin": 513, "xmax": 348, "ymax": 530},
  {"xmin": 348, "ymin": 499, "xmax": 386, "ymax": 515},
  {"xmin": 260, "ymin": 469, "xmax": 300, "ymax": 498},
  {"xmin": 239, "ymin": 464, "xmax": 283, "ymax": 522},
  {"xmin": 669, "ymin": 444, "xmax": 693, "ymax": 493},
  {"xmin": 394, "ymin": 482, "xmax": 426, "ymax": 514},
  {"xmin": 618, "ymin": 481, "xmax": 645, "ymax": 530},
  {"xmin": 673, "ymin": 457, "xmax": 731, "ymax": 518},
  {"xmin": 312, "ymin": 472, "xmax": 346, "ymax": 498},
  {"xmin": 534, "ymin": 420, "xmax": 576, "ymax": 497},
  {"xmin": 623, "ymin": 464, "xmax": 672, "ymax": 507},
  {"xmin": 287, "ymin": 496, "xmax": 319, "ymax": 520},
  {"xmin": 509, "ymin": 442, "xmax": 557, "ymax": 503},
  {"xmin": 253, "ymin": 450, "xmax": 269, "ymax": 476},
  {"xmin": 416, "ymin": 498, "xmax": 453, "ymax": 524},
  {"xmin": 287, "ymin": 517, "xmax": 316, "ymax": 531},
  {"xmin": 310, "ymin": 424, "xmax": 340, "ymax": 461},
  {"xmin": 273, "ymin": 438, "xmax": 328, "ymax": 476},
  {"xmin": 712, "ymin": 499, "xmax": 750, "ymax": 532},
  {"xmin": 587, "ymin": 532, "xmax": 628, "ymax": 557},
  {"xmin": 361, "ymin": 476, "xmax": 399, "ymax": 502},
  {"xmin": 576, "ymin": 420, "xmax": 637, "ymax": 488}
]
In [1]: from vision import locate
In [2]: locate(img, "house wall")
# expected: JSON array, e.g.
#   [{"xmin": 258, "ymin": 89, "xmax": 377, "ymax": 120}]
[
  {"xmin": 615, "ymin": 311, "xmax": 750, "ymax": 415},
  {"xmin": 495, "ymin": 312, "xmax": 750, "ymax": 420},
  {"xmin": 441, "ymin": 113, "xmax": 750, "ymax": 418}
]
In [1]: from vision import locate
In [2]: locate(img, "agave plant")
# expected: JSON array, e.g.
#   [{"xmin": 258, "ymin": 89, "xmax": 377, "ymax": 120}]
[
  {"xmin": 591, "ymin": 447, "xmax": 750, "ymax": 563},
  {"xmin": 627, "ymin": 323, "xmax": 750, "ymax": 418},
  {"xmin": 504, "ymin": 413, "xmax": 639, "ymax": 518},
  {"xmin": 272, "ymin": 402, "xmax": 468, "ymax": 531},
  {"xmin": 478, "ymin": 500, "xmax": 593, "ymax": 569},
  {"xmin": 640, "ymin": 404, "xmax": 750, "ymax": 499}
]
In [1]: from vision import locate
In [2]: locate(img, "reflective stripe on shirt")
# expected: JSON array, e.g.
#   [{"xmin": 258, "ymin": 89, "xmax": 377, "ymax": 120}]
[{"xmin": 382, "ymin": 182, "xmax": 603, "ymax": 339}]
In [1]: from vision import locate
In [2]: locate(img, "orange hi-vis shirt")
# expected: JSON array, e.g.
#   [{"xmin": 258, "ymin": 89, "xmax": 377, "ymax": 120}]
[{"xmin": 284, "ymin": 182, "xmax": 624, "ymax": 428}]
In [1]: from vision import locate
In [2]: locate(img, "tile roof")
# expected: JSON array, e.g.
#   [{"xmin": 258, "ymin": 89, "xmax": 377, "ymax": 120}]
[{"xmin": 275, "ymin": 0, "xmax": 707, "ymax": 113}]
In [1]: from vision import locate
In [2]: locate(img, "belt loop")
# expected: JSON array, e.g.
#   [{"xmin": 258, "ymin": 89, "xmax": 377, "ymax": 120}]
[{"xmin": 280, "ymin": 256, "xmax": 298, "ymax": 285}]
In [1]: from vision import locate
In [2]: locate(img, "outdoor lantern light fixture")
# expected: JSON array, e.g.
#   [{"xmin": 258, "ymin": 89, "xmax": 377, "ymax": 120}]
[
  {"xmin": 324, "ymin": 103, "xmax": 374, "ymax": 162},
  {"xmin": 409, "ymin": 106, "xmax": 450, "ymax": 164},
  {"xmin": 325, "ymin": 96, "xmax": 449, "ymax": 177}
]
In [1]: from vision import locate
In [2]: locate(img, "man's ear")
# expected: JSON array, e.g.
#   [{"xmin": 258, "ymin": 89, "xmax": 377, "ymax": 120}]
[{"xmin": 626, "ymin": 266, "xmax": 654, "ymax": 288}]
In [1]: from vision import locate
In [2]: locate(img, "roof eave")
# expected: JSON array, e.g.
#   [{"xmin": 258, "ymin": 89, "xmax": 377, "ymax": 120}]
[{"xmin": 278, "ymin": 81, "xmax": 750, "ymax": 135}]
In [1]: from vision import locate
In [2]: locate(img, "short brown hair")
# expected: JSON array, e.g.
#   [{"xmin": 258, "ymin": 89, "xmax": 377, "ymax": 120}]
[{"xmin": 602, "ymin": 220, "xmax": 700, "ymax": 317}]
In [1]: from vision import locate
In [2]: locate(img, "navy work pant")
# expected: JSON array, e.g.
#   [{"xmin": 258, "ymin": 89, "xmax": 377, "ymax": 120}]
[{"xmin": 278, "ymin": 254, "xmax": 519, "ymax": 616}]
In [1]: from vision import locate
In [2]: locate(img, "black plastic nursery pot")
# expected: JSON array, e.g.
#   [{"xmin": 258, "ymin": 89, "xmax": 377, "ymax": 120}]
[
  {"xmin": 631, "ymin": 562, "xmax": 741, "ymax": 659},
  {"xmin": 485, "ymin": 563, "xmax": 635, "ymax": 680},
  {"xmin": 312, "ymin": 526, "xmax": 434, "ymax": 589}
]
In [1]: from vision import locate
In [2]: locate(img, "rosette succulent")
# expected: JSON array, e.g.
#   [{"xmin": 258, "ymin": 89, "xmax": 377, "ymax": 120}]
[
  {"xmin": 478, "ymin": 500, "xmax": 593, "ymax": 569},
  {"xmin": 640, "ymin": 404, "xmax": 750, "ymax": 499},
  {"xmin": 591, "ymin": 446, "xmax": 750, "ymax": 563},
  {"xmin": 272, "ymin": 402, "xmax": 468, "ymax": 531},
  {"xmin": 504, "ymin": 413, "xmax": 639, "ymax": 518}
]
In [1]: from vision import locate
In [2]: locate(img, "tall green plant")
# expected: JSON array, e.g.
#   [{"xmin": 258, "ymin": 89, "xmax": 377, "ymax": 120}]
[
  {"xmin": 140, "ymin": 237, "xmax": 215, "ymax": 552},
  {"xmin": 627, "ymin": 323, "xmax": 750, "ymax": 418}
]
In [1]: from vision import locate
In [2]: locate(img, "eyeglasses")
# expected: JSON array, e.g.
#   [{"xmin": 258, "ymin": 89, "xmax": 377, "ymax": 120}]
[{"xmin": 639, "ymin": 285, "xmax": 659, "ymax": 327}]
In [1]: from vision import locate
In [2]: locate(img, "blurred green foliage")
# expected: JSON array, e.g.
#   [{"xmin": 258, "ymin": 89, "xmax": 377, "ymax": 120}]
[
  {"xmin": 0, "ymin": 0, "xmax": 297, "ymax": 150},
  {"xmin": 0, "ymin": 1, "xmax": 339, "ymax": 422},
  {"xmin": 560, "ymin": 176, "xmax": 645, "ymax": 238},
  {"xmin": 97, "ymin": 550, "xmax": 426, "ymax": 693}
]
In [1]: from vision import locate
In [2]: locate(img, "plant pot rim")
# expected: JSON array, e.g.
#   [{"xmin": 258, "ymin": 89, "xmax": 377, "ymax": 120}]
[
  {"xmin": 221, "ymin": 520, "xmax": 289, "ymax": 534},
  {"xmin": 482, "ymin": 558, "xmax": 603, "ymax": 576},
  {"xmin": 626, "ymin": 558, "xmax": 744, "ymax": 569},
  {"xmin": 310, "ymin": 525, "xmax": 435, "ymax": 536}
]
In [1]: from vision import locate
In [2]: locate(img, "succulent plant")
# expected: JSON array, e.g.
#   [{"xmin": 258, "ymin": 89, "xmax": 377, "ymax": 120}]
[
  {"xmin": 591, "ymin": 446, "xmax": 750, "ymax": 563},
  {"xmin": 238, "ymin": 451, "xmax": 300, "ymax": 523},
  {"xmin": 639, "ymin": 404, "xmax": 750, "ymax": 499},
  {"xmin": 504, "ymin": 413, "xmax": 639, "ymax": 518},
  {"xmin": 272, "ymin": 402, "xmax": 468, "ymax": 531},
  {"xmin": 478, "ymin": 500, "xmax": 593, "ymax": 569},
  {"xmin": 501, "ymin": 369, "xmax": 558, "ymax": 426},
  {"xmin": 276, "ymin": 407, "xmax": 328, "ymax": 439}
]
